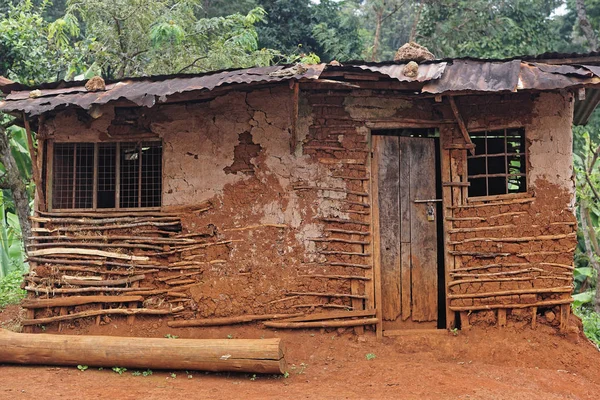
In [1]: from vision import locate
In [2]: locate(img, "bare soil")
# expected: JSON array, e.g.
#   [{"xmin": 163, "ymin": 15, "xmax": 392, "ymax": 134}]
[{"xmin": 1, "ymin": 305, "xmax": 599, "ymax": 400}]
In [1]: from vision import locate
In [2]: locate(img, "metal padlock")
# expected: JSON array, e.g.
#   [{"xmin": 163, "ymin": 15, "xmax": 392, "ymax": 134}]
[{"xmin": 426, "ymin": 202, "xmax": 435, "ymax": 221}]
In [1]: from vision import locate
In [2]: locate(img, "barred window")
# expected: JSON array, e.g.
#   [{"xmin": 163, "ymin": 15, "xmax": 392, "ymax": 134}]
[
  {"xmin": 51, "ymin": 141, "xmax": 162, "ymax": 210},
  {"xmin": 467, "ymin": 128, "xmax": 526, "ymax": 198}
]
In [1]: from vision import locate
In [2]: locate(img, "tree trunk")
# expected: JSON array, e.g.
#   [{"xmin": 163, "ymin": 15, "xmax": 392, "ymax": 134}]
[
  {"xmin": 576, "ymin": 0, "xmax": 599, "ymax": 51},
  {"xmin": 0, "ymin": 124, "xmax": 31, "ymax": 248},
  {"xmin": 409, "ymin": 2, "xmax": 424, "ymax": 42},
  {"xmin": 0, "ymin": 329, "xmax": 287, "ymax": 374},
  {"xmin": 372, "ymin": 8, "xmax": 383, "ymax": 62},
  {"xmin": 580, "ymin": 201, "xmax": 600, "ymax": 313}
]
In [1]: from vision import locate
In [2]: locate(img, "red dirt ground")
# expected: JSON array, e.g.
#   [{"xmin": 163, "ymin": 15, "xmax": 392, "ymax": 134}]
[{"xmin": 1, "ymin": 305, "xmax": 600, "ymax": 400}]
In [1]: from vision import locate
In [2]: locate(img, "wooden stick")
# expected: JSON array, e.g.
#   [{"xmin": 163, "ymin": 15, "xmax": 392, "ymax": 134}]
[
  {"xmin": 26, "ymin": 256, "xmax": 163, "ymax": 269},
  {"xmin": 319, "ymin": 251, "xmax": 371, "ymax": 257},
  {"xmin": 324, "ymin": 262, "xmax": 371, "ymax": 269},
  {"xmin": 27, "ymin": 242, "xmax": 164, "ymax": 251},
  {"xmin": 448, "ymin": 251, "xmax": 511, "ymax": 257},
  {"xmin": 31, "ymin": 216, "xmax": 179, "ymax": 225},
  {"xmin": 531, "ymin": 306, "xmax": 537, "ymax": 329},
  {"xmin": 287, "ymin": 292, "xmax": 367, "ymax": 299},
  {"xmin": 300, "ymin": 274, "xmax": 371, "ymax": 281},
  {"xmin": 267, "ymin": 296, "xmax": 299, "ymax": 305},
  {"xmin": 23, "ymin": 114, "xmax": 45, "ymax": 209},
  {"xmin": 24, "ymin": 286, "xmax": 157, "ymax": 294},
  {"xmin": 320, "ymin": 217, "xmax": 370, "ymax": 226},
  {"xmin": 447, "ymin": 96, "xmax": 475, "ymax": 155},
  {"xmin": 450, "ymin": 268, "xmax": 545, "ymax": 277},
  {"xmin": 22, "ymin": 296, "xmax": 144, "ymax": 309},
  {"xmin": 167, "ymin": 313, "xmax": 303, "ymax": 328},
  {"xmin": 449, "ymin": 298, "xmax": 573, "ymax": 311},
  {"xmin": 448, "ymin": 224, "xmax": 515, "ymax": 234},
  {"xmin": 22, "ymin": 306, "xmax": 184, "ymax": 325},
  {"xmin": 27, "ymin": 248, "xmax": 149, "ymax": 261},
  {"xmin": 448, "ymin": 232, "xmax": 576, "ymax": 245},
  {"xmin": 165, "ymin": 279, "xmax": 196, "ymax": 286},
  {"xmin": 324, "ymin": 228, "xmax": 369, "ymax": 236},
  {"xmin": 38, "ymin": 211, "xmax": 178, "ymax": 218},
  {"xmin": 448, "ymin": 276, "xmax": 571, "ymax": 286},
  {"xmin": 293, "ymin": 186, "xmax": 369, "ymax": 197},
  {"xmin": 449, "ymin": 197, "xmax": 534, "ymax": 209},
  {"xmin": 291, "ymin": 304, "xmax": 352, "ymax": 309},
  {"xmin": 61, "ymin": 274, "xmax": 145, "ymax": 287},
  {"xmin": 55, "ymin": 266, "xmax": 160, "ymax": 276},
  {"xmin": 277, "ymin": 309, "xmax": 375, "ymax": 323},
  {"xmin": 448, "ymin": 286, "xmax": 573, "ymax": 299},
  {"xmin": 263, "ymin": 317, "xmax": 378, "ymax": 329},
  {"xmin": 309, "ymin": 238, "xmax": 370, "ymax": 245},
  {"xmin": 28, "ymin": 235, "xmax": 198, "ymax": 244},
  {"xmin": 33, "ymin": 221, "xmax": 180, "ymax": 233},
  {"xmin": 451, "ymin": 263, "xmax": 528, "ymax": 272}
]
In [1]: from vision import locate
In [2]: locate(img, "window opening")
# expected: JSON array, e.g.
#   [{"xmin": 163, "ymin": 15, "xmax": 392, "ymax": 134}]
[
  {"xmin": 467, "ymin": 128, "xmax": 526, "ymax": 197},
  {"xmin": 51, "ymin": 141, "xmax": 162, "ymax": 209}
]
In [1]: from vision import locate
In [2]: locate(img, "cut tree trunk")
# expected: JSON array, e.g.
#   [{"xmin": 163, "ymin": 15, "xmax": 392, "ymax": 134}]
[{"xmin": 0, "ymin": 329, "xmax": 287, "ymax": 374}]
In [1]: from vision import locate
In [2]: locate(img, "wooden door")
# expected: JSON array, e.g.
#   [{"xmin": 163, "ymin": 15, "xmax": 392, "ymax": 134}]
[{"xmin": 373, "ymin": 135, "xmax": 438, "ymax": 328}]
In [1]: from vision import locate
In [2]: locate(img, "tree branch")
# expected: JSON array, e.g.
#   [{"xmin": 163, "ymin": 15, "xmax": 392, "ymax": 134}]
[{"xmin": 177, "ymin": 56, "xmax": 208, "ymax": 73}]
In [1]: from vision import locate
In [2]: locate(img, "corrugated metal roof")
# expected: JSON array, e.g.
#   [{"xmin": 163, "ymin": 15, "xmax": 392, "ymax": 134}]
[
  {"xmin": 3, "ymin": 57, "xmax": 600, "ymax": 117},
  {"xmin": 0, "ymin": 64, "xmax": 325, "ymax": 116}
]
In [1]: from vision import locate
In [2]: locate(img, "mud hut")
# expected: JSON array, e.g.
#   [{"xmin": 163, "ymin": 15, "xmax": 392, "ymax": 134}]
[{"xmin": 2, "ymin": 53, "xmax": 599, "ymax": 337}]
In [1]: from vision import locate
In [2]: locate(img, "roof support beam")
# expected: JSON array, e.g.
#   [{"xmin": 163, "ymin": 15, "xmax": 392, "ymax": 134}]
[
  {"xmin": 447, "ymin": 96, "xmax": 475, "ymax": 156},
  {"xmin": 23, "ymin": 113, "xmax": 45, "ymax": 209},
  {"xmin": 290, "ymin": 81, "xmax": 300, "ymax": 154}
]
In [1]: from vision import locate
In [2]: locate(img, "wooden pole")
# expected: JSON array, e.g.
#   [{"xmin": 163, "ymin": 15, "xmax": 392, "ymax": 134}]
[
  {"xmin": 0, "ymin": 329, "xmax": 286, "ymax": 374},
  {"xmin": 23, "ymin": 114, "xmax": 46, "ymax": 210},
  {"xmin": 447, "ymin": 97, "xmax": 475, "ymax": 155}
]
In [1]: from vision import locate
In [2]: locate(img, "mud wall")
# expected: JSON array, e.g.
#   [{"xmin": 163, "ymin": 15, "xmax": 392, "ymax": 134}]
[
  {"xmin": 445, "ymin": 92, "xmax": 576, "ymax": 328},
  {"xmin": 25, "ymin": 86, "xmax": 575, "ymax": 332}
]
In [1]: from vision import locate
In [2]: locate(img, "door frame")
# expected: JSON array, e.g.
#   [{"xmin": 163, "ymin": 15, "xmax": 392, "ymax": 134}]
[{"xmin": 369, "ymin": 127, "xmax": 449, "ymax": 338}]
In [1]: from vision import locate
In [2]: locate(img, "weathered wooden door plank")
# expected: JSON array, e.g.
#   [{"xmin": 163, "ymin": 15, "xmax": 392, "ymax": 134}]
[
  {"xmin": 376, "ymin": 135, "xmax": 402, "ymax": 321},
  {"xmin": 405, "ymin": 137, "xmax": 438, "ymax": 322}
]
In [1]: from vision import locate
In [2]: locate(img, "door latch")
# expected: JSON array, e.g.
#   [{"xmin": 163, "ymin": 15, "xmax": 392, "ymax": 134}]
[{"xmin": 414, "ymin": 199, "xmax": 442, "ymax": 222}]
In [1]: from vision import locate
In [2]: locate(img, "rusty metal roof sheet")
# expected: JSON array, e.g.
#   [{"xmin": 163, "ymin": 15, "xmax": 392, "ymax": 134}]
[
  {"xmin": 3, "ymin": 58, "xmax": 600, "ymax": 116},
  {"xmin": 0, "ymin": 64, "xmax": 325, "ymax": 116},
  {"xmin": 350, "ymin": 62, "xmax": 447, "ymax": 82},
  {"xmin": 421, "ymin": 60, "xmax": 522, "ymax": 93}
]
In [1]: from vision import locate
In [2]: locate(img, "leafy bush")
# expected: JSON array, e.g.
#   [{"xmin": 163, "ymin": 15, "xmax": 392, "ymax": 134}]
[
  {"xmin": 574, "ymin": 306, "xmax": 600, "ymax": 347},
  {"xmin": 0, "ymin": 268, "xmax": 26, "ymax": 308}
]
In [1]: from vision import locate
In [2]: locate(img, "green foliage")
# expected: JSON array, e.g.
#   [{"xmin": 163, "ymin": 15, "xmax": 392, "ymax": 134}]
[
  {"xmin": 418, "ymin": 0, "xmax": 566, "ymax": 59},
  {"xmin": 77, "ymin": 365, "xmax": 88, "ymax": 371},
  {"xmin": 0, "ymin": 0, "xmax": 83, "ymax": 83},
  {"xmin": 131, "ymin": 370, "xmax": 141, "ymax": 376},
  {"xmin": 574, "ymin": 306, "xmax": 600, "ymax": 346},
  {"xmin": 365, "ymin": 353, "xmax": 376, "ymax": 360},
  {"xmin": 142, "ymin": 369, "xmax": 153, "ymax": 376},
  {"xmin": 0, "ymin": 267, "xmax": 26, "ymax": 308},
  {"xmin": 164, "ymin": 334, "xmax": 179, "ymax": 339},
  {"xmin": 112, "ymin": 367, "xmax": 127, "ymax": 375}
]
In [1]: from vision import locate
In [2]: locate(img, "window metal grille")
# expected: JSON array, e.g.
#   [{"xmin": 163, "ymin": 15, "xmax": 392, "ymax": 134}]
[
  {"xmin": 467, "ymin": 128, "xmax": 527, "ymax": 198},
  {"xmin": 51, "ymin": 141, "xmax": 162, "ymax": 210}
]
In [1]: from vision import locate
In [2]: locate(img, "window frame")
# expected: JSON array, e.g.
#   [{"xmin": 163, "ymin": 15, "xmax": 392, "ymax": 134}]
[
  {"xmin": 46, "ymin": 140, "xmax": 164, "ymax": 212},
  {"xmin": 465, "ymin": 127, "xmax": 529, "ymax": 201}
]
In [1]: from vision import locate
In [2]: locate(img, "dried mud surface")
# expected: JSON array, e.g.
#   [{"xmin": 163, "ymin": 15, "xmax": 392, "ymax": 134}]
[{"xmin": 1, "ymin": 305, "xmax": 599, "ymax": 400}]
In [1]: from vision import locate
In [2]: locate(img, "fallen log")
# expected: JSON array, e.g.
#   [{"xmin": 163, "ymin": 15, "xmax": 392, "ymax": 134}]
[
  {"xmin": 0, "ymin": 329, "xmax": 286, "ymax": 374},
  {"xmin": 167, "ymin": 313, "xmax": 304, "ymax": 328},
  {"xmin": 21, "ymin": 295, "xmax": 143, "ymax": 309}
]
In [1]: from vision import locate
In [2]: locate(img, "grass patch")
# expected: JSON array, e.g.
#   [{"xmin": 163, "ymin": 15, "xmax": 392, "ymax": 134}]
[
  {"xmin": 574, "ymin": 306, "xmax": 600, "ymax": 346},
  {"xmin": 0, "ymin": 268, "xmax": 26, "ymax": 309}
]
